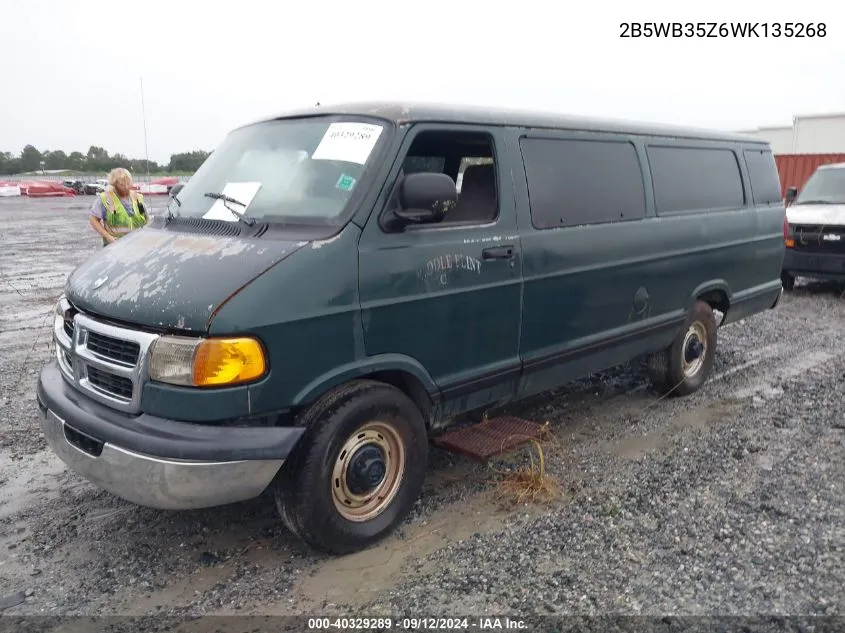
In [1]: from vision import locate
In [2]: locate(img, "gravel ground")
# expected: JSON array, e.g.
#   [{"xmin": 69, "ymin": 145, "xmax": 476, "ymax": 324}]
[{"xmin": 1, "ymin": 197, "xmax": 845, "ymax": 628}]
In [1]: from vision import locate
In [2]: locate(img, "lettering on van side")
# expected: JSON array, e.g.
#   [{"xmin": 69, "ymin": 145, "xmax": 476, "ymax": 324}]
[{"xmin": 418, "ymin": 253, "xmax": 483, "ymax": 287}]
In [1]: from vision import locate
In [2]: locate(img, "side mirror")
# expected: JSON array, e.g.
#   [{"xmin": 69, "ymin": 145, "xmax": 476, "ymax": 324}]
[
  {"xmin": 394, "ymin": 172, "xmax": 457, "ymax": 224},
  {"xmin": 785, "ymin": 186, "xmax": 798, "ymax": 204},
  {"xmin": 169, "ymin": 183, "xmax": 185, "ymax": 198}
]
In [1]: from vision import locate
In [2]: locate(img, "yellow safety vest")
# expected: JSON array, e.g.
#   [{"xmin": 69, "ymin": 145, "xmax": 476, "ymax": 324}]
[{"xmin": 100, "ymin": 190, "xmax": 146, "ymax": 244}]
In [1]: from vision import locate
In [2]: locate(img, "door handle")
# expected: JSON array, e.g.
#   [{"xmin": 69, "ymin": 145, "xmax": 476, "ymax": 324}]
[{"xmin": 481, "ymin": 245, "xmax": 515, "ymax": 260}]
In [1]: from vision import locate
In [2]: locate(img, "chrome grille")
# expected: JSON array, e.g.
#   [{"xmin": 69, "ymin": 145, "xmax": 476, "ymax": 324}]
[
  {"xmin": 87, "ymin": 366, "xmax": 134, "ymax": 399},
  {"xmin": 87, "ymin": 332, "xmax": 141, "ymax": 366},
  {"xmin": 53, "ymin": 297, "xmax": 159, "ymax": 414},
  {"xmin": 790, "ymin": 224, "xmax": 845, "ymax": 254}
]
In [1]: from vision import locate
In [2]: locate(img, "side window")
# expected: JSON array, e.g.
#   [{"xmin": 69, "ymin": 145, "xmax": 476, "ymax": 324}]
[
  {"xmin": 743, "ymin": 148, "xmax": 782, "ymax": 205},
  {"xmin": 456, "ymin": 157, "xmax": 494, "ymax": 193},
  {"xmin": 403, "ymin": 155, "xmax": 445, "ymax": 174},
  {"xmin": 647, "ymin": 145, "xmax": 745, "ymax": 214},
  {"xmin": 520, "ymin": 137, "xmax": 646, "ymax": 230},
  {"xmin": 382, "ymin": 131, "xmax": 498, "ymax": 231}
]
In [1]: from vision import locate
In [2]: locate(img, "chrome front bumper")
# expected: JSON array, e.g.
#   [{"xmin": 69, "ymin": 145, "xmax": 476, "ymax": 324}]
[{"xmin": 39, "ymin": 407, "xmax": 285, "ymax": 510}]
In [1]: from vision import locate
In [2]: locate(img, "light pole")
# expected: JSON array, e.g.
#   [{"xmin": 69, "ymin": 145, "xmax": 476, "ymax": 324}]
[{"xmin": 141, "ymin": 77, "xmax": 150, "ymax": 178}]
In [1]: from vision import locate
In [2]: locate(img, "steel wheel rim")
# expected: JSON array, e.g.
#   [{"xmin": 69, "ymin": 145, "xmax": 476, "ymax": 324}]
[
  {"xmin": 682, "ymin": 321, "xmax": 708, "ymax": 378},
  {"xmin": 331, "ymin": 421, "xmax": 406, "ymax": 522}
]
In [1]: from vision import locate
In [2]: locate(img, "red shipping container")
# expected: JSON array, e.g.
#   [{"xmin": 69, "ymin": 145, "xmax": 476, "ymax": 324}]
[{"xmin": 774, "ymin": 153, "xmax": 845, "ymax": 198}]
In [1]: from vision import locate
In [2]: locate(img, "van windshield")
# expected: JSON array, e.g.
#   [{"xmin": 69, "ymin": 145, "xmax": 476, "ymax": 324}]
[
  {"xmin": 794, "ymin": 167, "xmax": 845, "ymax": 205},
  {"xmin": 172, "ymin": 117, "xmax": 388, "ymax": 224}
]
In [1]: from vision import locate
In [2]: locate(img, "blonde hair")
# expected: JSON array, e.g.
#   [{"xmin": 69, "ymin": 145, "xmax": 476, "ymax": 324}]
[{"xmin": 107, "ymin": 167, "xmax": 132, "ymax": 189}]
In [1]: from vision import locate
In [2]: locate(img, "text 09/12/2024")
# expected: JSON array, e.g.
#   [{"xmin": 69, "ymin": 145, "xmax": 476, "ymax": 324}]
[{"xmin": 620, "ymin": 22, "xmax": 827, "ymax": 38}]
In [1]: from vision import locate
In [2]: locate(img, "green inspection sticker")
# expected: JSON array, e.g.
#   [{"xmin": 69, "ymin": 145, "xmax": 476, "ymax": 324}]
[{"xmin": 336, "ymin": 174, "xmax": 357, "ymax": 191}]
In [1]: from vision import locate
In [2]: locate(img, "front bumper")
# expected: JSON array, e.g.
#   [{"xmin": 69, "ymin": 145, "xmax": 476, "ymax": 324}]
[
  {"xmin": 36, "ymin": 360, "xmax": 306, "ymax": 510},
  {"xmin": 783, "ymin": 249, "xmax": 845, "ymax": 280}
]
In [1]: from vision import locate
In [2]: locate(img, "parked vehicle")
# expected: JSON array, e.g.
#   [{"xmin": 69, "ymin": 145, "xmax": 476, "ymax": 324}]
[
  {"xmin": 781, "ymin": 162, "xmax": 845, "ymax": 289},
  {"xmin": 85, "ymin": 181, "xmax": 107, "ymax": 195},
  {"xmin": 62, "ymin": 179, "xmax": 106, "ymax": 195},
  {"xmin": 36, "ymin": 102, "xmax": 786, "ymax": 555},
  {"xmin": 62, "ymin": 179, "xmax": 86, "ymax": 195}
]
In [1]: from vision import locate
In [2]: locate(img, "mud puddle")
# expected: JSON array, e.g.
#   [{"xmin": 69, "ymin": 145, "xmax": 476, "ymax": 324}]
[
  {"xmin": 275, "ymin": 488, "xmax": 559, "ymax": 614},
  {"xmin": 731, "ymin": 349, "xmax": 835, "ymax": 400},
  {"xmin": 609, "ymin": 398, "xmax": 740, "ymax": 460},
  {"xmin": 0, "ymin": 449, "xmax": 67, "ymax": 522}
]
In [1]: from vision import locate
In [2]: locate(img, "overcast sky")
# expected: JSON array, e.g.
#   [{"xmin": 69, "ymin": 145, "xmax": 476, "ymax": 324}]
[{"xmin": 1, "ymin": 0, "xmax": 842, "ymax": 164}]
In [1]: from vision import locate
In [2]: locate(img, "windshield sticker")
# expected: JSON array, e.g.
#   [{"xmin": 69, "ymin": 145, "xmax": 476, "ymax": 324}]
[
  {"xmin": 202, "ymin": 182, "xmax": 262, "ymax": 222},
  {"xmin": 336, "ymin": 174, "xmax": 357, "ymax": 192},
  {"xmin": 311, "ymin": 122, "xmax": 383, "ymax": 165}
]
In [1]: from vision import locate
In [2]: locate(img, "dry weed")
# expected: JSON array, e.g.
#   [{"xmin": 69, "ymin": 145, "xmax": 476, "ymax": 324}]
[{"xmin": 495, "ymin": 422, "xmax": 561, "ymax": 507}]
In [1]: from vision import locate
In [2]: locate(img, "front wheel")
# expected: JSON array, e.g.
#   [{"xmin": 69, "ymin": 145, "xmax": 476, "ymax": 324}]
[
  {"xmin": 273, "ymin": 380, "xmax": 428, "ymax": 555},
  {"xmin": 645, "ymin": 300, "xmax": 717, "ymax": 397}
]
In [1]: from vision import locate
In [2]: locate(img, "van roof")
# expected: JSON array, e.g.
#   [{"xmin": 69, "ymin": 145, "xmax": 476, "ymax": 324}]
[{"xmin": 251, "ymin": 100, "xmax": 768, "ymax": 145}]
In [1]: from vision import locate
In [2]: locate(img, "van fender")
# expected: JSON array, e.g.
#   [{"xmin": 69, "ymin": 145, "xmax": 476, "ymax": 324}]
[
  {"xmin": 291, "ymin": 354, "xmax": 440, "ymax": 408},
  {"xmin": 688, "ymin": 279, "xmax": 732, "ymax": 316}
]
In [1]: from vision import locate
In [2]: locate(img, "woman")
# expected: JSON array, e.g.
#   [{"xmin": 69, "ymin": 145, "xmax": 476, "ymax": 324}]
[{"xmin": 89, "ymin": 167, "xmax": 149, "ymax": 246}]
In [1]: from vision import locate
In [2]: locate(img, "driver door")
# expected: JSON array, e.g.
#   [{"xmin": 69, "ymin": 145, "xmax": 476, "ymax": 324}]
[{"xmin": 357, "ymin": 124, "xmax": 523, "ymax": 412}]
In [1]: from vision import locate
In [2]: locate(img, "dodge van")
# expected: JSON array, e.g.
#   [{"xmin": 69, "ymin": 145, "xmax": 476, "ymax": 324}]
[
  {"xmin": 782, "ymin": 162, "xmax": 845, "ymax": 290},
  {"xmin": 36, "ymin": 102, "xmax": 786, "ymax": 554}
]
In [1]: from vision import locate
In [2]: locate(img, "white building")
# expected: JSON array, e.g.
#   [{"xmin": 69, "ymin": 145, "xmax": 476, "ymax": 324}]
[{"xmin": 738, "ymin": 112, "xmax": 845, "ymax": 154}]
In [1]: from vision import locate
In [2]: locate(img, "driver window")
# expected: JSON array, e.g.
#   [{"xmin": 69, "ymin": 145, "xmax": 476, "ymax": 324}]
[{"xmin": 383, "ymin": 131, "xmax": 498, "ymax": 231}]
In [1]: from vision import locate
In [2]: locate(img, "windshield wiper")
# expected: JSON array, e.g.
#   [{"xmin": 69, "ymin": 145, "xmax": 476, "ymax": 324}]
[{"xmin": 203, "ymin": 192, "xmax": 256, "ymax": 226}]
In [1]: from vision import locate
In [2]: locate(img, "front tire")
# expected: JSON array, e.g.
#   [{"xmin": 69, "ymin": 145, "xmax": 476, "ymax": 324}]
[
  {"xmin": 645, "ymin": 300, "xmax": 717, "ymax": 397},
  {"xmin": 274, "ymin": 380, "xmax": 428, "ymax": 555}
]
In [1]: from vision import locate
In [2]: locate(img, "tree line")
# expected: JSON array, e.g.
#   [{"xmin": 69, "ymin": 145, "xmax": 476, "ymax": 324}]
[{"xmin": 0, "ymin": 145, "xmax": 211, "ymax": 176}]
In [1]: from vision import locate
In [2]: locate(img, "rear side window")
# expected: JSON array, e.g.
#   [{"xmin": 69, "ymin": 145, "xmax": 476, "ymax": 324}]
[
  {"xmin": 743, "ymin": 149, "xmax": 782, "ymax": 204},
  {"xmin": 647, "ymin": 146, "xmax": 745, "ymax": 214},
  {"xmin": 520, "ymin": 137, "xmax": 646, "ymax": 229}
]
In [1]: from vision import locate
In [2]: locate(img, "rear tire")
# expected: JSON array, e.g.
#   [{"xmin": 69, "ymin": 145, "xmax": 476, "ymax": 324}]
[
  {"xmin": 645, "ymin": 300, "xmax": 717, "ymax": 397},
  {"xmin": 273, "ymin": 380, "xmax": 428, "ymax": 555},
  {"xmin": 781, "ymin": 271, "xmax": 796, "ymax": 291}
]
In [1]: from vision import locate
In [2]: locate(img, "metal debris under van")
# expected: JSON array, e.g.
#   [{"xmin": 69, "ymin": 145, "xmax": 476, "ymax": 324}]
[{"xmin": 432, "ymin": 416, "xmax": 546, "ymax": 462}]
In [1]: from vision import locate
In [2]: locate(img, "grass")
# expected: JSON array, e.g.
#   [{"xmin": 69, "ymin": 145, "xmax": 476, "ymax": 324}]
[{"xmin": 495, "ymin": 421, "xmax": 562, "ymax": 507}]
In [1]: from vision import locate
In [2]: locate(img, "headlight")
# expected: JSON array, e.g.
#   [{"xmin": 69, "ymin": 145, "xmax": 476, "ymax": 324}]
[
  {"xmin": 55, "ymin": 293, "xmax": 67, "ymax": 317},
  {"xmin": 149, "ymin": 335, "xmax": 267, "ymax": 387},
  {"xmin": 54, "ymin": 295, "xmax": 70, "ymax": 335}
]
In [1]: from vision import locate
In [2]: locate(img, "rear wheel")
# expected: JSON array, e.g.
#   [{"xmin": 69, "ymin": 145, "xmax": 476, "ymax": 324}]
[
  {"xmin": 274, "ymin": 380, "xmax": 428, "ymax": 555},
  {"xmin": 645, "ymin": 300, "xmax": 717, "ymax": 397},
  {"xmin": 781, "ymin": 271, "xmax": 796, "ymax": 291}
]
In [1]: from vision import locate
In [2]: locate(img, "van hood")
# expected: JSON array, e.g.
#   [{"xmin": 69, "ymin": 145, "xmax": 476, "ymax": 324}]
[
  {"xmin": 65, "ymin": 228, "xmax": 308, "ymax": 332},
  {"xmin": 787, "ymin": 203, "xmax": 845, "ymax": 227}
]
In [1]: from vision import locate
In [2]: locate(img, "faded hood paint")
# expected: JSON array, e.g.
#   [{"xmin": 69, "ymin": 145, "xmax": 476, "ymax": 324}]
[
  {"xmin": 787, "ymin": 203, "xmax": 845, "ymax": 227},
  {"xmin": 65, "ymin": 228, "xmax": 307, "ymax": 332}
]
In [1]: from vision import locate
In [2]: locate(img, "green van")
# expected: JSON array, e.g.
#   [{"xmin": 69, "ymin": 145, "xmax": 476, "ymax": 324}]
[{"xmin": 37, "ymin": 102, "xmax": 786, "ymax": 554}]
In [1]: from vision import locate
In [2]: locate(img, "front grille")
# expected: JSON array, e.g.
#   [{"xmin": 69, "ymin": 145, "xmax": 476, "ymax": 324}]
[
  {"xmin": 87, "ymin": 366, "xmax": 134, "ymax": 399},
  {"xmin": 53, "ymin": 299, "xmax": 159, "ymax": 414},
  {"xmin": 61, "ymin": 350, "xmax": 74, "ymax": 376},
  {"xmin": 87, "ymin": 332, "xmax": 141, "ymax": 366},
  {"xmin": 791, "ymin": 224, "xmax": 845, "ymax": 254},
  {"xmin": 62, "ymin": 305, "xmax": 77, "ymax": 338}
]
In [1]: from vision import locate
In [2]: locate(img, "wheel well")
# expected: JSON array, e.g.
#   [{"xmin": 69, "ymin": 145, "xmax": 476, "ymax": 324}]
[
  {"xmin": 366, "ymin": 370, "xmax": 435, "ymax": 423},
  {"xmin": 697, "ymin": 289, "xmax": 729, "ymax": 319}
]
